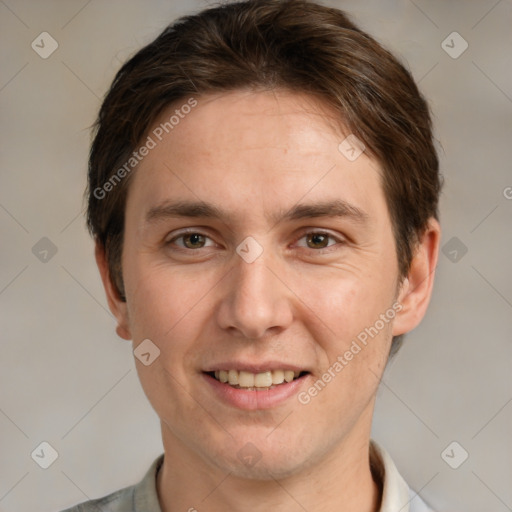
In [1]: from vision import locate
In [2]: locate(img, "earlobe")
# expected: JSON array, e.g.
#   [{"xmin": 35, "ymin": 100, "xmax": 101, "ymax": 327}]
[
  {"xmin": 392, "ymin": 218, "xmax": 441, "ymax": 337},
  {"xmin": 94, "ymin": 241, "xmax": 132, "ymax": 341}
]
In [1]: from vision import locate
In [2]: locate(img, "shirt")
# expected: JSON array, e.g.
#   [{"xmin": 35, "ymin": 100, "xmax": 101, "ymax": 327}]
[{"xmin": 60, "ymin": 440, "xmax": 434, "ymax": 512}]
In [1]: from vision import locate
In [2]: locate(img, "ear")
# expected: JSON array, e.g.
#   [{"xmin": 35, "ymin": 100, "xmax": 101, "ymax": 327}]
[
  {"xmin": 392, "ymin": 218, "xmax": 441, "ymax": 337},
  {"xmin": 95, "ymin": 241, "xmax": 132, "ymax": 340}
]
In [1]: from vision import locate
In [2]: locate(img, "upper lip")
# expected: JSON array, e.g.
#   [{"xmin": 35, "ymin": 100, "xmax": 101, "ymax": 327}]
[{"xmin": 203, "ymin": 361, "xmax": 310, "ymax": 373}]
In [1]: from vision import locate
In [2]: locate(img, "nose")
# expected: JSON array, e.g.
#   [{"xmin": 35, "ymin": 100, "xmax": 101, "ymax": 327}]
[{"xmin": 216, "ymin": 250, "xmax": 294, "ymax": 340}]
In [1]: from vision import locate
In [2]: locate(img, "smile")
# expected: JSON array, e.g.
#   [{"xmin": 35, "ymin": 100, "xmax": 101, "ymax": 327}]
[
  {"xmin": 203, "ymin": 367, "xmax": 310, "ymax": 410},
  {"xmin": 208, "ymin": 369, "xmax": 307, "ymax": 390}
]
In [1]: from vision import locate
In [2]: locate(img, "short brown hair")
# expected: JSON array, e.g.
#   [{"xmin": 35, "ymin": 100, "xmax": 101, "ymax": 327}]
[{"xmin": 87, "ymin": 0, "xmax": 442, "ymax": 355}]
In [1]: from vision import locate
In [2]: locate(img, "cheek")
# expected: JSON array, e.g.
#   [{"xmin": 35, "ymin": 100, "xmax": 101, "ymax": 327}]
[
  {"xmin": 296, "ymin": 275, "xmax": 393, "ymax": 417},
  {"xmin": 124, "ymin": 257, "xmax": 215, "ymax": 345},
  {"xmin": 292, "ymin": 266, "xmax": 395, "ymax": 351},
  {"xmin": 125, "ymin": 263, "xmax": 215, "ymax": 403}
]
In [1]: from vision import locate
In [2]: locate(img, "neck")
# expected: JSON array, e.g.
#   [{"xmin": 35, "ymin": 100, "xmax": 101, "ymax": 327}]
[{"xmin": 157, "ymin": 412, "xmax": 381, "ymax": 512}]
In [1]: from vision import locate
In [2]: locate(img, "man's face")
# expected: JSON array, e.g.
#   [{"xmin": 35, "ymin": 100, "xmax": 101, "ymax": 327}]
[{"xmin": 118, "ymin": 90, "xmax": 407, "ymax": 477}]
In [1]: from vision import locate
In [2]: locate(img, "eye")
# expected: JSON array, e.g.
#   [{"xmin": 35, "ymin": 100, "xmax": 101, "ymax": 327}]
[
  {"xmin": 169, "ymin": 232, "xmax": 215, "ymax": 249},
  {"xmin": 295, "ymin": 231, "xmax": 341, "ymax": 250}
]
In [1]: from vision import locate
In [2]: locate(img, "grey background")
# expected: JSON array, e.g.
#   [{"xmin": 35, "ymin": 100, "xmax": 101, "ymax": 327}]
[{"xmin": 1, "ymin": 0, "xmax": 511, "ymax": 511}]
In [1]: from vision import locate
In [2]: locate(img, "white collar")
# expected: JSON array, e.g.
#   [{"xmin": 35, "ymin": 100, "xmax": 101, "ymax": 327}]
[
  {"xmin": 135, "ymin": 441, "xmax": 434, "ymax": 511},
  {"xmin": 370, "ymin": 440, "xmax": 434, "ymax": 512}
]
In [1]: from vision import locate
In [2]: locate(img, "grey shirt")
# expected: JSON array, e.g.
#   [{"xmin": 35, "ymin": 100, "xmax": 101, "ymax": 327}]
[{"xmin": 61, "ymin": 441, "xmax": 434, "ymax": 511}]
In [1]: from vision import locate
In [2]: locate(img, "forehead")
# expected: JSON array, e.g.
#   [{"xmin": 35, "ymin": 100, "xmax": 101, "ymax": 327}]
[
  {"xmin": 128, "ymin": 89, "xmax": 387, "ymax": 225},
  {"xmin": 158, "ymin": 90, "xmax": 348, "ymax": 162}
]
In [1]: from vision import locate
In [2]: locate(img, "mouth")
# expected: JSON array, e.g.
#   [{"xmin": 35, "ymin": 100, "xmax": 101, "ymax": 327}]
[
  {"xmin": 204, "ymin": 369, "xmax": 310, "ymax": 391},
  {"xmin": 202, "ymin": 363, "xmax": 312, "ymax": 410}
]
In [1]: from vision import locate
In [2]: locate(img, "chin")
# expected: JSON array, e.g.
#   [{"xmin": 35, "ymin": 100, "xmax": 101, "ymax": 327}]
[
  {"xmin": 219, "ymin": 453, "xmax": 306, "ymax": 481},
  {"xmin": 205, "ymin": 432, "xmax": 319, "ymax": 481}
]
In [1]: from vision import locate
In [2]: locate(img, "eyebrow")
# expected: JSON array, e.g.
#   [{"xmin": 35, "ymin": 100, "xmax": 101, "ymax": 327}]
[{"xmin": 145, "ymin": 199, "xmax": 369, "ymax": 226}]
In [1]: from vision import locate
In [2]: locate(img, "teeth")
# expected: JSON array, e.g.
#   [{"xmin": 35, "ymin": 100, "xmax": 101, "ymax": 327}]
[
  {"xmin": 238, "ymin": 371, "xmax": 254, "ymax": 387},
  {"xmin": 272, "ymin": 369, "xmax": 284, "ymax": 384},
  {"xmin": 284, "ymin": 370, "xmax": 295, "ymax": 383},
  {"xmin": 212, "ymin": 369, "xmax": 303, "ymax": 388},
  {"xmin": 228, "ymin": 369, "xmax": 239, "ymax": 385},
  {"xmin": 254, "ymin": 371, "xmax": 272, "ymax": 388}
]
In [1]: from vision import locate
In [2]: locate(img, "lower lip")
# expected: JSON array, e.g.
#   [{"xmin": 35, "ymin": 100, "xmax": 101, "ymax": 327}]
[{"xmin": 202, "ymin": 372, "xmax": 309, "ymax": 410}]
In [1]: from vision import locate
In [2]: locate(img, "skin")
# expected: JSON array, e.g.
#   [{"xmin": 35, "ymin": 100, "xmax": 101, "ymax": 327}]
[{"xmin": 96, "ymin": 89, "xmax": 440, "ymax": 512}]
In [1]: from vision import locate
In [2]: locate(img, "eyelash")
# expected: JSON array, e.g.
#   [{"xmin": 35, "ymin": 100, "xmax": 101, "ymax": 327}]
[{"xmin": 166, "ymin": 229, "xmax": 345, "ymax": 254}]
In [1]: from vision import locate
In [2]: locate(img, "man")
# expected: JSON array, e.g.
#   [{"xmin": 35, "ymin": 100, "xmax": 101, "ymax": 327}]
[{"xmin": 64, "ymin": 0, "xmax": 441, "ymax": 510}]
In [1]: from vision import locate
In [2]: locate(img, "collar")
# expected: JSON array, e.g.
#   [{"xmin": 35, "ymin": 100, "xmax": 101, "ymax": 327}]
[
  {"xmin": 370, "ymin": 440, "xmax": 413, "ymax": 511},
  {"xmin": 132, "ymin": 440, "xmax": 428, "ymax": 512}
]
